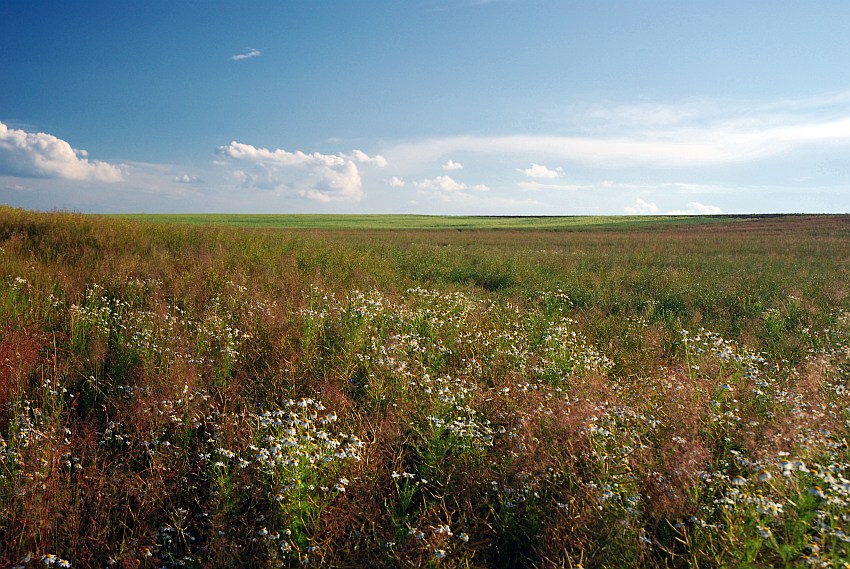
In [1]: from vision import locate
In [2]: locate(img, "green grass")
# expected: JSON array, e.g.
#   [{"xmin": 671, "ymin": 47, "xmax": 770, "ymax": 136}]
[
  {"xmin": 3, "ymin": 205, "xmax": 850, "ymax": 568},
  {"xmin": 114, "ymin": 212, "xmax": 775, "ymax": 230}
]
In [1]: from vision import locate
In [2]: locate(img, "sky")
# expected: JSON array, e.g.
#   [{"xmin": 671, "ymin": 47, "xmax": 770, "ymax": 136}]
[{"xmin": 1, "ymin": 1, "xmax": 850, "ymax": 216}]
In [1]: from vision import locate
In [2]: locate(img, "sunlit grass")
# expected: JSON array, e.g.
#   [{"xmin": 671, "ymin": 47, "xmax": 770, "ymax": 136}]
[
  {"xmin": 116, "ymin": 212, "xmax": 749, "ymax": 230},
  {"xmin": 2, "ymin": 205, "xmax": 850, "ymax": 567}
]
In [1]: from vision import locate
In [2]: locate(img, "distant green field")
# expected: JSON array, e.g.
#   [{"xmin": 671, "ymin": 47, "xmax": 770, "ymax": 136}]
[{"xmin": 115, "ymin": 212, "xmax": 770, "ymax": 230}]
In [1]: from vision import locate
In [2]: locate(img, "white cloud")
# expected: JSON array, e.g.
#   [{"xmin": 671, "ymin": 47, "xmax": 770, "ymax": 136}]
[
  {"xmin": 0, "ymin": 121, "xmax": 124, "ymax": 182},
  {"xmin": 517, "ymin": 181, "xmax": 585, "ymax": 192},
  {"xmin": 385, "ymin": 93, "xmax": 850, "ymax": 170},
  {"xmin": 413, "ymin": 175, "xmax": 488, "ymax": 193},
  {"xmin": 230, "ymin": 48, "xmax": 261, "ymax": 61},
  {"xmin": 174, "ymin": 174, "xmax": 202, "ymax": 184},
  {"xmin": 215, "ymin": 141, "xmax": 387, "ymax": 202},
  {"xmin": 389, "ymin": 127, "xmax": 843, "ymax": 169},
  {"xmin": 667, "ymin": 201, "xmax": 723, "ymax": 215},
  {"xmin": 389, "ymin": 176, "xmax": 405, "ymax": 187},
  {"xmin": 442, "ymin": 159, "xmax": 464, "ymax": 170},
  {"xmin": 584, "ymin": 101, "xmax": 709, "ymax": 128},
  {"xmin": 349, "ymin": 149, "xmax": 388, "ymax": 167},
  {"xmin": 624, "ymin": 198, "xmax": 659, "ymax": 214},
  {"xmin": 518, "ymin": 163, "xmax": 563, "ymax": 178}
]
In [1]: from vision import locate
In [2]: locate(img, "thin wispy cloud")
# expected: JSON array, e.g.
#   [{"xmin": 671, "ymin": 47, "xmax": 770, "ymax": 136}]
[
  {"xmin": 386, "ymin": 93, "xmax": 850, "ymax": 171},
  {"xmin": 518, "ymin": 181, "xmax": 585, "ymax": 192},
  {"xmin": 230, "ymin": 48, "xmax": 261, "ymax": 61},
  {"xmin": 389, "ymin": 120, "xmax": 850, "ymax": 170}
]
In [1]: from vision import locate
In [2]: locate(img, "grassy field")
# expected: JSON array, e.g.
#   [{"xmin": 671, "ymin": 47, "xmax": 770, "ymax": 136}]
[
  {"xmin": 2, "ymin": 206, "xmax": 850, "ymax": 568},
  {"xmin": 117, "ymin": 213, "xmax": 760, "ymax": 230}
]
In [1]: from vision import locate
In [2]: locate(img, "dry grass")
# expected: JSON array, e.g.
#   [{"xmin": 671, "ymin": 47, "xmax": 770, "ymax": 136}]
[{"xmin": 2, "ymin": 207, "xmax": 850, "ymax": 567}]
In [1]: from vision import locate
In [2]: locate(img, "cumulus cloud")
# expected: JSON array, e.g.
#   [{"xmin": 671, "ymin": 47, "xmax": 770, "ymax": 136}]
[
  {"xmin": 624, "ymin": 198, "xmax": 659, "ymax": 214},
  {"xmin": 0, "ymin": 121, "xmax": 124, "ymax": 182},
  {"xmin": 388, "ymin": 176, "xmax": 405, "ymax": 187},
  {"xmin": 216, "ymin": 141, "xmax": 386, "ymax": 202},
  {"xmin": 667, "ymin": 201, "xmax": 723, "ymax": 215},
  {"xmin": 174, "ymin": 174, "xmax": 202, "ymax": 184},
  {"xmin": 230, "ymin": 48, "xmax": 261, "ymax": 61},
  {"xmin": 413, "ymin": 175, "xmax": 488, "ymax": 193},
  {"xmin": 442, "ymin": 159, "xmax": 464, "ymax": 170},
  {"xmin": 349, "ymin": 149, "xmax": 388, "ymax": 167},
  {"xmin": 518, "ymin": 163, "xmax": 563, "ymax": 178}
]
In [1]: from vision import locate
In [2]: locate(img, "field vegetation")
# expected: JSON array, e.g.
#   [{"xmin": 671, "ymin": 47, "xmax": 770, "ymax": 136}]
[{"xmin": 2, "ymin": 206, "xmax": 850, "ymax": 568}]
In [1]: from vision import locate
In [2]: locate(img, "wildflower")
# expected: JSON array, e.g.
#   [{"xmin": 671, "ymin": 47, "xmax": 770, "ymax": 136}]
[
  {"xmin": 457, "ymin": 532, "xmax": 469, "ymax": 542},
  {"xmin": 810, "ymin": 486, "xmax": 827, "ymax": 499},
  {"xmin": 258, "ymin": 528, "xmax": 269, "ymax": 537},
  {"xmin": 434, "ymin": 549, "xmax": 447, "ymax": 559},
  {"xmin": 731, "ymin": 476, "xmax": 747, "ymax": 486},
  {"xmin": 42, "ymin": 554, "xmax": 57, "ymax": 565},
  {"xmin": 408, "ymin": 528, "xmax": 425, "ymax": 540},
  {"xmin": 757, "ymin": 468, "xmax": 772, "ymax": 482},
  {"xmin": 758, "ymin": 526, "xmax": 772, "ymax": 539}
]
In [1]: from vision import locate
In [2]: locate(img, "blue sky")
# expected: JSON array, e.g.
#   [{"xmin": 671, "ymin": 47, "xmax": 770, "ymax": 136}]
[{"xmin": 2, "ymin": 1, "xmax": 849, "ymax": 215}]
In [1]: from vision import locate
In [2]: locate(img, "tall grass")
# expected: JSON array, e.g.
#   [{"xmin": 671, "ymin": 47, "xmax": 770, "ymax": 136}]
[{"xmin": 1, "ymin": 206, "xmax": 850, "ymax": 567}]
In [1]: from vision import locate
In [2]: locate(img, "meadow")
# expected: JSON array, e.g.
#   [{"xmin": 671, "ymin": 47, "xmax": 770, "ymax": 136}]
[{"xmin": 1, "ymin": 206, "xmax": 850, "ymax": 568}]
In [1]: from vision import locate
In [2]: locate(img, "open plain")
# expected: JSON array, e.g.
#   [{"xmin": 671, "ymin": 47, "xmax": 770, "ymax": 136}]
[{"xmin": 2, "ymin": 208, "xmax": 850, "ymax": 567}]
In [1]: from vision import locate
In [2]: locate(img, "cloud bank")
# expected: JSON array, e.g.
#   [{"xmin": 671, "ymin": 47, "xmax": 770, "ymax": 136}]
[
  {"xmin": 386, "ymin": 93, "xmax": 850, "ymax": 171},
  {"xmin": 0, "ymin": 121, "xmax": 124, "ymax": 182},
  {"xmin": 668, "ymin": 202, "xmax": 723, "ymax": 215},
  {"xmin": 215, "ymin": 141, "xmax": 386, "ymax": 202}
]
